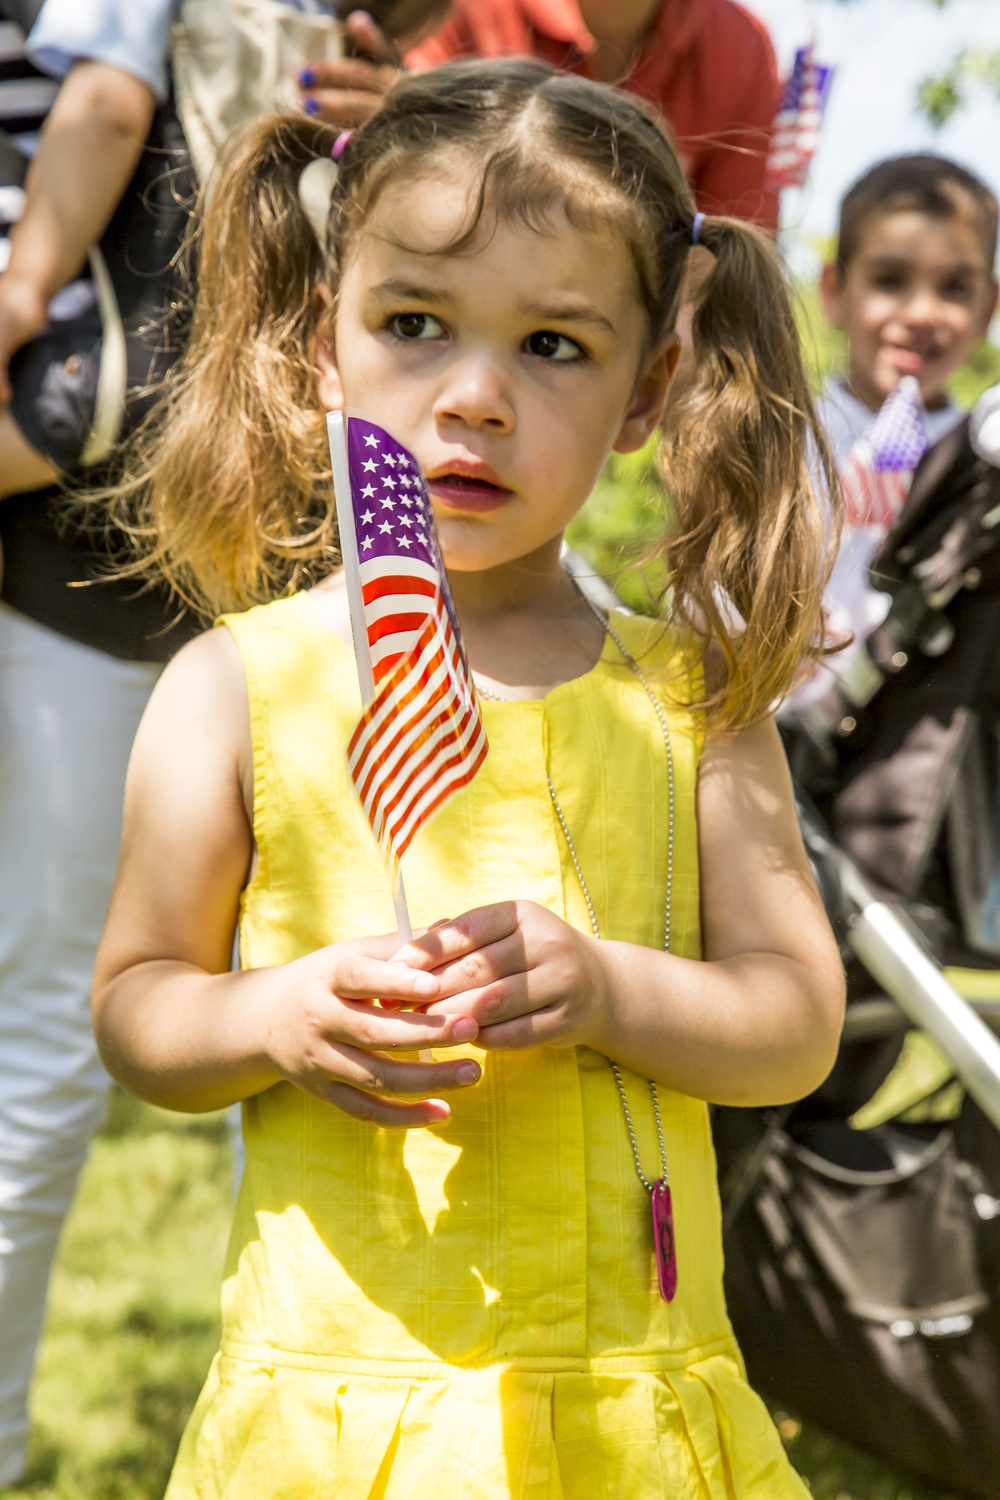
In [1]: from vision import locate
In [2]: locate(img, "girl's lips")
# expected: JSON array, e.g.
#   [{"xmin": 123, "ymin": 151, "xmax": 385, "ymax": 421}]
[{"xmin": 427, "ymin": 475, "xmax": 514, "ymax": 513}]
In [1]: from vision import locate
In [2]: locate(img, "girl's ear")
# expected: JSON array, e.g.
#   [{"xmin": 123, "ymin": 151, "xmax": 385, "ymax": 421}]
[
  {"xmin": 314, "ymin": 284, "xmax": 344, "ymax": 410},
  {"xmin": 613, "ymin": 336, "xmax": 681, "ymax": 454}
]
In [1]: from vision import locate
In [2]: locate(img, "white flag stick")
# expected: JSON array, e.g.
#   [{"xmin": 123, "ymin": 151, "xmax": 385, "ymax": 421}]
[
  {"xmin": 328, "ymin": 409, "xmax": 374, "ymax": 702},
  {"xmin": 328, "ymin": 409, "xmax": 414, "ymax": 937},
  {"xmin": 327, "ymin": 414, "xmax": 427, "ymax": 1046}
]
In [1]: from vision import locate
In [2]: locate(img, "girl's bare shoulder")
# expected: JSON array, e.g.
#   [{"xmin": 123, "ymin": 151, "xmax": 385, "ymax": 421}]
[{"xmin": 132, "ymin": 624, "xmax": 253, "ymax": 810}]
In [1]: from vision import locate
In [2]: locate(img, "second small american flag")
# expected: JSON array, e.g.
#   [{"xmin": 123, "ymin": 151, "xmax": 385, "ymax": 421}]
[{"xmin": 340, "ymin": 417, "xmax": 488, "ymax": 863}]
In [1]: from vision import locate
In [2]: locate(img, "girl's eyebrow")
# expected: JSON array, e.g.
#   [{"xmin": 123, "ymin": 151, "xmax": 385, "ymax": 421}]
[
  {"xmin": 520, "ymin": 299, "xmax": 618, "ymax": 334},
  {"xmin": 369, "ymin": 277, "xmax": 456, "ymax": 304}
]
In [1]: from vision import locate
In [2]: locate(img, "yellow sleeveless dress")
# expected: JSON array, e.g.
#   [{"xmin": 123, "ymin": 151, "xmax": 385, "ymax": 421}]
[{"xmin": 165, "ymin": 592, "xmax": 807, "ymax": 1500}]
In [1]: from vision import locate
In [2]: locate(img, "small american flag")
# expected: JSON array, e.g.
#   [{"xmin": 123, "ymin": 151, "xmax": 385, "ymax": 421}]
[
  {"xmin": 839, "ymin": 377, "xmax": 929, "ymax": 531},
  {"xmin": 330, "ymin": 414, "xmax": 488, "ymax": 866},
  {"xmin": 765, "ymin": 44, "xmax": 833, "ymax": 193}
]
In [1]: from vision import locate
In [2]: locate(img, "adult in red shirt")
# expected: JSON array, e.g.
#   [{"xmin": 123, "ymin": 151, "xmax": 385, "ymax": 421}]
[{"xmin": 301, "ymin": 0, "xmax": 782, "ymax": 227}]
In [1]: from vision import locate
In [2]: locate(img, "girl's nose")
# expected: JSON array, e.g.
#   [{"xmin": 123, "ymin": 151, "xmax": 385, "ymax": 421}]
[{"xmin": 432, "ymin": 355, "xmax": 515, "ymax": 434}]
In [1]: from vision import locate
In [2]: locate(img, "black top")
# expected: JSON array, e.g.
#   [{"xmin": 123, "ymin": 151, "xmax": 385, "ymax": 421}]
[
  {"xmin": 0, "ymin": 486, "xmax": 202, "ymax": 662},
  {"xmin": 0, "ymin": 20, "xmax": 200, "ymax": 664}
]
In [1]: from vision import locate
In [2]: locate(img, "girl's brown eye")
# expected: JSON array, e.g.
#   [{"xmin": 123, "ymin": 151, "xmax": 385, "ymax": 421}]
[
  {"xmin": 526, "ymin": 330, "xmax": 583, "ymax": 362},
  {"xmin": 390, "ymin": 313, "xmax": 443, "ymax": 341}
]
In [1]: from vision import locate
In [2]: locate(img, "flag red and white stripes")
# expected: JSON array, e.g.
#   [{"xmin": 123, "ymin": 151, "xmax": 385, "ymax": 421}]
[
  {"xmin": 329, "ymin": 412, "xmax": 488, "ymax": 868},
  {"xmin": 348, "ymin": 598, "xmax": 487, "ymax": 859},
  {"xmin": 360, "ymin": 555, "xmax": 438, "ymax": 682}
]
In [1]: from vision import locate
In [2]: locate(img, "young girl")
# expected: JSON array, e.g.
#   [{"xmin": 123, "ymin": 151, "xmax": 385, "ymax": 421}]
[{"xmin": 94, "ymin": 60, "xmax": 845, "ymax": 1498}]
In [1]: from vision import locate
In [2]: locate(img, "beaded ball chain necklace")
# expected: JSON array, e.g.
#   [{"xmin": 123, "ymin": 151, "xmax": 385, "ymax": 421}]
[{"xmin": 474, "ymin": 596, "xmax": 679, "ymax": 1301}]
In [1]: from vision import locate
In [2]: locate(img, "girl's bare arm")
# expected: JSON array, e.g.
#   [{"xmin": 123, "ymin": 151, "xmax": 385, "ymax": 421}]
[
  {"xmin": 401, "ymin": 717, "xmax": 845, "ymax": 1107},
  {"xmin": 93, "ymin": 627, "xmax": 481, "ymax": 1125}
]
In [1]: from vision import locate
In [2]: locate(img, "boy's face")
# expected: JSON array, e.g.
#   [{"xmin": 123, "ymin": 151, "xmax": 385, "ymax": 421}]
[{"xmin": 821, "ymin": 203, "xmax": 998, "ymax": 411}]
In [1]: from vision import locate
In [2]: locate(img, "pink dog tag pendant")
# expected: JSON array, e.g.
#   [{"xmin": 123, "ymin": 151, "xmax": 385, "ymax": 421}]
[{"xmin": 651, "ymin": 1178, "xmax": 677, "ymax": 1302}]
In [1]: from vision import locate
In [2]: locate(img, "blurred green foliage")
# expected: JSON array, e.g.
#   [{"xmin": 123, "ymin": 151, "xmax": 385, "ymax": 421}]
[{"xmin": 918, "ymin": 48, "xmax": 1000, "ymax": 127}]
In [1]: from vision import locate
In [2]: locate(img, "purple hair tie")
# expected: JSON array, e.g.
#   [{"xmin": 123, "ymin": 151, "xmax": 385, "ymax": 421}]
[
  {"xmin": 332, "ymin": 130, "xmax": 353, "ymax": 162},
  {"xmin": 691, "ymin": 212, "xmax": 705, "ymax": 246}
]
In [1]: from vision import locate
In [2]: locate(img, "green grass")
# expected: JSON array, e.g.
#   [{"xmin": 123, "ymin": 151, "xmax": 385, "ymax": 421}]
[
  {"xmin": 7, "ymin": 1093, "xmax": 232, "ymax": 1499},
  {"xmin": 2, "ymin": 1091, "xmax": 964, "ymax": 1498}
]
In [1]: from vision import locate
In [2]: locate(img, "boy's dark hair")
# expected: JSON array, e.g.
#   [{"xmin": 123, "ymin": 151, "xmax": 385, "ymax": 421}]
[{"xmin": 837, "ymin": 153, "xmax": 999, "ymax": 270}]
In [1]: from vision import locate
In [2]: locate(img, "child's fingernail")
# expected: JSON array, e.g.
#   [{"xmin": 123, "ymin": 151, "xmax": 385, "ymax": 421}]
[
  {"xmin": 298, "ymin": 67, "xmax": 316, "ymax": 86},
  {"xmin": 413, "ymin": 974, "xmax": 438, "ymax": 997},
  {"xmin": 453, "ymin": 1017, "xmax": 478, "ymax": 1042},
  {"xmin": 457, "ymin": 1061, "xmax": 481, "ymax": 1085},
  {"xmin": 302, "ymin": 96, "xmax": 320, "ymax": 115}
]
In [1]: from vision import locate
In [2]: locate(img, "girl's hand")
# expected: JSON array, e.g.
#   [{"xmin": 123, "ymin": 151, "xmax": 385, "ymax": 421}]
[
  {"xmin": 260, "ymin": 935, "xmax": 483, "ymax": 1125},
  {"xmin": 392, "ymin": 902, "xmax": 610, "ymax": 1051}
]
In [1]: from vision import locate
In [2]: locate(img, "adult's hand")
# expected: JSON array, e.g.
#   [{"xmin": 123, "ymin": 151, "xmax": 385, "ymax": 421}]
[{"xmin": 299, "ymin": 11, "xmax": 402, "ymax": 126}]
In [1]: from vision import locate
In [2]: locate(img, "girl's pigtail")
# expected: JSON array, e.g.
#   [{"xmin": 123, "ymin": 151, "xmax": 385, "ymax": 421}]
[
  {"xmin": 110, "ymin": 113, "xmax": 338, "ymax": 618},
  {"xmin": 658, "ymin": 218, "xmax": 840, "ymax": 729}
]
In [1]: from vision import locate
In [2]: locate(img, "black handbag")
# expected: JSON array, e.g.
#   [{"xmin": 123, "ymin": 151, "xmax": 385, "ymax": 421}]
[{"xmin": 716, "ymin": 1098, "xmax": 1000, "ymax": 1497}]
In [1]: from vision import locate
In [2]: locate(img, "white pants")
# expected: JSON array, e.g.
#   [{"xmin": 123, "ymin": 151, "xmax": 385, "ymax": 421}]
[{"xmin": 0, "ymin": 606, "xmax": 159, "ymax": 1485}]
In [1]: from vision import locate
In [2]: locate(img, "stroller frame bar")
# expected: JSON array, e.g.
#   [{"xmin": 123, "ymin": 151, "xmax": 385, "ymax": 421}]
[
  {"xmin": 848, "ymin": 900, "xmax": 1000, "ymax": 1131},
  {"xmin": 798, "ymin": 794, "xmax": 1000, "ymax": 1131}
]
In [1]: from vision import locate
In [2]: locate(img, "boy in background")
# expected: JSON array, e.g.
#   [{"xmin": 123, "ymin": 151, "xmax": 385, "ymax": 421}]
[
  {"xmin": 811, "ymin": 155, "xmax": 998, "ymax": 681},
  {"xmin": 819, "ymin": 154, "xmax": 997, "ymax": 463}
]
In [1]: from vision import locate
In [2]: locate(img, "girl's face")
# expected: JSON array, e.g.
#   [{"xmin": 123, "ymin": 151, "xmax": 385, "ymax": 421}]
[{"xmin": 319, "ymin": 160, "xmax": 674, "ymax": 574}]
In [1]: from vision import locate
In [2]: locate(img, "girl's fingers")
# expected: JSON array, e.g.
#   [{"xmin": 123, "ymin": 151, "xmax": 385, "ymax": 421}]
[
  {"xmin": 333, "ymin": 953, "xmax": 442, "ymax": 1005},
  {"xmin": 322, "ymin": 1080, "xmax": 452, "ymax": 1128},
  {"xmin": 426, "ymin": 980, "xmax": 564, "ymax": 1049},
  {"xmin": 474, "ymin": 1009, "xmax": 561, "ymax": 1050},
  {"xmin": 424, "ymin": 971, "xmax": 536, "ymax": 1028},
  {"xmin": 319, "ymin": 1041, "xmax": 482, "ymax": 1097},
  {"xmin": 336, "ymin": 998, "xmax": 479, "ymax": 1050},
  {"xmin": 421, "ymin": 931, "xmax": 528, "ymax": 1001},
  {"xmin": 392, "ymin": 902, "xmax": 521, "ymax": 971}
]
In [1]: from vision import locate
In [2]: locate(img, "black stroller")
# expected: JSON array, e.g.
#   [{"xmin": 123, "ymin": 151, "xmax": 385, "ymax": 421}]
[{"xmin": 714, "ymin": 410, "xmax": 1000, "ymax": 1498}]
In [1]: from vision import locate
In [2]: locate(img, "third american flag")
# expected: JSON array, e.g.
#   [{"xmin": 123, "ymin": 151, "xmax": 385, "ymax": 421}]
[
  {"xmin": 334, "ymin": 415, "xmax": 488, "ymax": 865},
  {"xmin": 765, "ymin": 43, "xmax": 833, "ymax": 194},
  {"xmin": 839, "ymin": 377, "xmax": 929, "ymax": 532}
]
